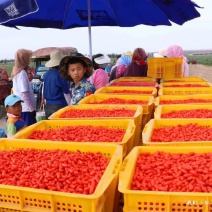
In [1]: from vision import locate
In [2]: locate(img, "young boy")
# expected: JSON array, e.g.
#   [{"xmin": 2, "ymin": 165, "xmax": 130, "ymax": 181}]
[
  {"xmin": 4, "ymin": 94, "xmax": 26, "ymax": 138},
  {"xmin": 59, "ymin": 53, "xmax": 95, "ymax": 105}
]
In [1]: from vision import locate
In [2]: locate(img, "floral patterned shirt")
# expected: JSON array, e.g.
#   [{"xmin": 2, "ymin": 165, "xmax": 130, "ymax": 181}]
[{"xmin": 70, "ymin": 77, "xmax": 95, "ymax": 105}]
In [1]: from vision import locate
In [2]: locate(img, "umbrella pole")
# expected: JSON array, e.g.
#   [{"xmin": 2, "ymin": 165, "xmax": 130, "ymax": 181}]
[{"xmin": 87, "ymin": 0, "xmax": 92, "ymax": 60}]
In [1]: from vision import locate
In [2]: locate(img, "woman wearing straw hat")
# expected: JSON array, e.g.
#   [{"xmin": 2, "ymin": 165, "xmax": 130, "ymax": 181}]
[{"xmin": 43, "ymin": 50, "xmax": 71, "ymax": 118}]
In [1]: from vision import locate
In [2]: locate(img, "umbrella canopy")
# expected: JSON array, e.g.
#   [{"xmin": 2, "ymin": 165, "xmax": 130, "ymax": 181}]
[
  {"xmin": 1, "ymin": 0, "xmax": 201, "ymax": 28},
  {"xmin": 0, "ymin": 0, "xmax": 201, "ymax": 57},
  {"xmin": 0, "ymin": 0, "xmax": 38, "ymax": 24}
]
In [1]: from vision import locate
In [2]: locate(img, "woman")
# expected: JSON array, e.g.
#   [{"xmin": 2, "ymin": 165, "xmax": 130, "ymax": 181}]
[
  {"xmin": 43, "ymin": 50, "xmax": 71, "ymax": 118},
  {"xmin": 124, "ymin": 48, "xmax": 148, "ymax": 77},
  {"xmin": 87, "ymin": 54, "xmax": 110, "ymax": 90},
  {"xmin": 164, "ymin": 45, "xmax": 189, "ymax": 76},
  {"xmin": 12, "ymin": 49, "xmax": 37, "ymax": 126},
  {"xmin": 109, "ymin": 53, "xmax": 132, "ymax": 82}
]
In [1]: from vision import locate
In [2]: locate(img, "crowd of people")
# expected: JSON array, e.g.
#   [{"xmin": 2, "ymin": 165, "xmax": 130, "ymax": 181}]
[{"xmin": 2, "ymin": 44, "xmax": 189, "ymax": 138}]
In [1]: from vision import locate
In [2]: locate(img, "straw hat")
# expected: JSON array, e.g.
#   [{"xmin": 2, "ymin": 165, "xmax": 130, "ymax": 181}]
[
  {"xmin": 124, "ymin": 51, "xmax": 133, "ymax": 57},
  {"xmin": 45, "ymin": 50, "xmax": 64, "ymax": 67},
  {"xmin": 59, "ymin": 52, "xmax": 93, "ymax": 81}
]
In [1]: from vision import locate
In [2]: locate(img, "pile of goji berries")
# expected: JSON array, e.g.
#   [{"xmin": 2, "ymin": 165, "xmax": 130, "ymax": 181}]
[
  {"xmin": 160, "ymin": 99, "xmax": 212, "ymax": 104},
  {"xmin": 165, "ymin": 84, "xmax": 209, "ymax": 87},
  {"xmin": 28, "ymin": 126, "xmax": 125, "ymax": 142},
  {"xmin": 132, "ymin": 151, "xmax": 212, "ymax": 192},
  {"xmin": 151, "ymin": 123, "xmax": 212, "ymax": 142},
  {"xmin": 89, "ymin": 98, "xmax": 148, "ymax": 105},
  {"xmin": 110, "ymin": 82, "xmax": 156, "ymax": 87},
  {"xmin": 60, "ymin": 108, "xmax": 135, "ymax": 118},
  {"xmin": 162, "ymin": 109, "xmax": 212, "ymax": 118},
  {"xmin": 0, "ymin": 149, "xmax": 109, "ymax": 194},
  {"xmin": 106, "ymin": 90, "xmax": 152, "ymax": 94}
]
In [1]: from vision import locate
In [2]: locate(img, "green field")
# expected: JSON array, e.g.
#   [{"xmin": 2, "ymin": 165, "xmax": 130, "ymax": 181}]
[
  {"xmin": 186, "ymin": 55, "xmax": 212, "ymax": 66},
  {"xmin": 0, "ymin": 62, "xmax": 35, "ymax": 77}
]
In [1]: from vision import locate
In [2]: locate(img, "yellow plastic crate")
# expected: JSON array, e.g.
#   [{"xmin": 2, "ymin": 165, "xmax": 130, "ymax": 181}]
[
  {"xmin": 0, "ymin": 139, "xmax": 122, "ymax": 212},
  {"xmin": 119, "ymin": 145, "xmax": 212, "ymax": 212},
  {"xmin": 113, "ymin": 77, "xmax": 156, "ymax": 82},
  {"xmin": 160, "ymin": 82, "xmax": 212, "ymax": 88},
  {"xmin": 147, "ymin": 58, "xmax": 183, "ymax": 79},
  {"xmin": 161, "ymin": 76, "xmax": 207, "ymax": 82},
  {"xmin": 154, "ymin": 104, "xmax": 212, "ymax": 119},
  {"xmin": 78, "ymin": 94, "xmax": 154, "ymax": 114},
  {"xmin": 13, "ymin": 119, "xmax": 135, "ymax": 157},
  {"xmin": 49, "ymin": 105, "xmax": 142, "ymax": 147},
  {"xmin": 159, "ymin": 87, "xmax": 212, "ymax": 95},
  {"xmin": 95, "ymin": 86, "xmax": 157, "ymax": 97},
  {"xmin": 142, "ymin": 119, "xmax": 212, "ymax": 146},
  {"xmin": 155, "ymin": 94, "xmax": 212, "ymax": 107}
]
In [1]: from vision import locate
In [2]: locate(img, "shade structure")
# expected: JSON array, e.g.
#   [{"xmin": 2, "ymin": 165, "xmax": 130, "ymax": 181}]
[{"xmin": 0, "ymin": 0, "xmax": 201, "ymax": 56}]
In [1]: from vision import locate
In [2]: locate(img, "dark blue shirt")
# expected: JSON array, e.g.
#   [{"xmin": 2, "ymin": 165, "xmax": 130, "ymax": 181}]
[{"xmin": 43, "ymin": 69, "xmax": 70, "ymax": 106}]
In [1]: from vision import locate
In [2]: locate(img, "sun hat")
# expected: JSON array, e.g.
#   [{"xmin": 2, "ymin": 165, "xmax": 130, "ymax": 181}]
[
  {"xmin": 153, "ymin": 48, "xmax": 166, "ymax": 58},
  {"xmin": 45, "ymin": 50, "xmax": 64, "ymax": 68},
  {"xmin": 59, "ymin": 52, "xmax": 93, "ymax": 81},
  {"xmin": 94, "ymin": 54, "xmax": 111, "ymax": 64},
  {"xmin": 124, "ymin": 51, "xmax": 133, "ymax": 57},
  {"xmin": 4, "ymin": 94, "xmax": 23, "ymax": 107}
]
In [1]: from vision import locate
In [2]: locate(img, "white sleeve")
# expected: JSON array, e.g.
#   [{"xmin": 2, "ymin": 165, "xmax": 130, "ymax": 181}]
[{"xmin": 64, "ymin": 93, "xmax": 71, "ymax": 105}]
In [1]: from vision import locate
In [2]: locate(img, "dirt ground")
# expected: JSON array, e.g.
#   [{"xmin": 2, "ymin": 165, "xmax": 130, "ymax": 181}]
[{"xmin": 0, "ymin": 64, "xmax": 212, "ymax": 131}]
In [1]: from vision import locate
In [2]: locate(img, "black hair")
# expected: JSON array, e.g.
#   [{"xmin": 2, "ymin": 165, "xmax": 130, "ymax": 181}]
[{"xmin": 65, "ymin": 58, "xmax": 87, "ymax": 71}]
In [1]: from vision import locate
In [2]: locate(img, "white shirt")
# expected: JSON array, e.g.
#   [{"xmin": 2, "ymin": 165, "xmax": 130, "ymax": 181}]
[{"xmin": 13, "ymin": 70, "xmax": 36, "ymax": 112}]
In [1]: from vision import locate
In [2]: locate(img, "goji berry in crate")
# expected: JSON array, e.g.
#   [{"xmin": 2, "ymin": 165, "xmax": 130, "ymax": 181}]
[
  {"xmin": 151, "ymin": 123, "xmax": 212, "ymax": 142},
  {"xmin": 0, "ymin": 149, "xmax": 109, "ymax": 194},
  {"xmin": 89, "ymin": 98, "xmax": 148, "ymax": 105},
  {"xmin": 28, "ymin": 126, "xmax": 125, "ymax": 142},
  {"xmin": 132, "ymin": 151, "xmax": 212, "ymax": 192},
  {"xmin": 60, "ymin": 108, "xmax": 135, "ymax": 118},
  {"xmin": 162, "ymin": 109, "xmax": 212, "ymax": 118},
  {"xmin": 160, "ymin": 99, "xmax": 212, "ymax": 104}
]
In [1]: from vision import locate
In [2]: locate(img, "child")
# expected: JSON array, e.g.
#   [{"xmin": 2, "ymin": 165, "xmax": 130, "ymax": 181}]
[
  {"xmin": 4, "ymin": 94, "xmax": 26, "ymax": 138},
  {"xmin": 59, "ymin": 53, "xmax": 95, "ymax": 105}
]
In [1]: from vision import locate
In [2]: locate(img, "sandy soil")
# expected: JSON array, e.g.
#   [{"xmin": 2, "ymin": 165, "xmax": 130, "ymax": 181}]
[{"xmin": 0, "ymin": 64, "xmax": 212, "ymax": 130}]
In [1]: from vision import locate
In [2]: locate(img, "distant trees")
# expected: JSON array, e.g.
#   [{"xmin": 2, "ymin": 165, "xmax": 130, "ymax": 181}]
[{"xmin": 0, "ymin": 59, "xmax": 14, "ymax": 63}]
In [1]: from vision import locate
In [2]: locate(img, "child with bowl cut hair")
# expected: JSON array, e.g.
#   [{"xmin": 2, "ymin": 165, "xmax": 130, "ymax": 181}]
[{"xmin": 59, "ymin": 53, "xmax": 95, "ymax": 105}]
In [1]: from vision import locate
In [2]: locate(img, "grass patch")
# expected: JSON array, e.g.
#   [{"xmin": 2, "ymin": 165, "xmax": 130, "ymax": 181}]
[{"xmin": 187, "ymin": 55, "xmax": 212, "ymax": 66}]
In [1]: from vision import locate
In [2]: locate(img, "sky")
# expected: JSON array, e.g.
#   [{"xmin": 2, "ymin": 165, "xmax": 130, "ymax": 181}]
[{"xmin": 0, "ymin": 0, "xmax": 211, "ymax": 59}]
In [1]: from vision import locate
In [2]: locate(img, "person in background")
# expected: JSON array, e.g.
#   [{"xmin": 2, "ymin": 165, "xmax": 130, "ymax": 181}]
[
  {"xmin": 87, "ymin": 54, "xmax": 110, "ymax": 90},
  {"xmin": 105, "ymin": 63, "xmax": 112, "ymax": 76},
  {"xmin": 163, "ymin": 45, "xmax": 189, "ymax": 76},
  {"xmin": 153, "ymin": 48, "xmax": 166, "ymax": 58},
  {"xmin": 109, "ymin": 52, "xmax": 132, "ymax": 82},
  {"xmin": 124, "ymin": 48, "xmax": 148, "ymax": 77},
  {"xmin": 59, "ymin": 53, "xmax": 95, "ymax": 105},
  {"xmin": 4, "ymin": 94, "xmax": 26, "ymax": 138},
  {"xmin": 42, "ymin": 50, "xmax": 71, "ymax": 118},
  {"xmin": 12, "ymin": 49, "xmax": 36, "ymax": 126}
]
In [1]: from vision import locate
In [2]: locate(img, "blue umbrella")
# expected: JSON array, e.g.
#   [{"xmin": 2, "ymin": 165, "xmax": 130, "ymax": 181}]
[
  {"xmin": 0, "ymin": 0, "xmax": 38, "ymax": 24},
  {"xmin": 1, "ymin": 0, "xmax": 201, "ymax": 56}
]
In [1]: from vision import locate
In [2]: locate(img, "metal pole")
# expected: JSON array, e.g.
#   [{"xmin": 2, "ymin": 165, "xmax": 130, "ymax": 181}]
[{"xmin": 87, "ymin": 0, "xmax": 92, "ymax": 60}]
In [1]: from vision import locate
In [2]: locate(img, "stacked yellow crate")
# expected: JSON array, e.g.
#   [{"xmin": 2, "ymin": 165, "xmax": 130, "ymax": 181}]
[{"xmin": 119, "ymin": 76, "xmax": 212, "ymax": 211}]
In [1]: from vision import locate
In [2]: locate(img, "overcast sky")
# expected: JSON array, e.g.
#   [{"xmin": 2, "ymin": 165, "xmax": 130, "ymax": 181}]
[{"xmin": 0, "ymin": 0, "xmax": 211, "ymax": 59}]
